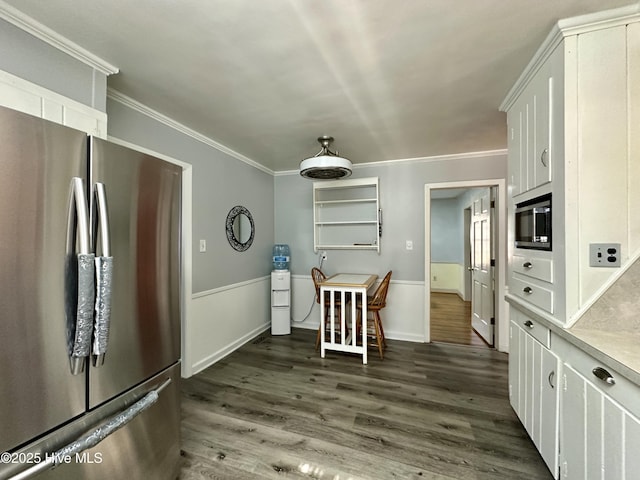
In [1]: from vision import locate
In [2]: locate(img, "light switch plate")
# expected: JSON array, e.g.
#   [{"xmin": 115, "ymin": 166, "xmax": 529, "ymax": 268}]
[
  {"xmin": 589, "ymin": 243, "xmax": 620, "ymax": 267},
  {"xmin": 406, "ymin": 240, "xmax": 413, "ymax": 250},
  {"xmin": 199, "ymin": 239, "xmax": 207, "ymax": 253}
]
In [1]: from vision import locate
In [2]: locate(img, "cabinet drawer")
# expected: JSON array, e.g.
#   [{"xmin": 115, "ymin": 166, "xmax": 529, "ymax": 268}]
[
  {"xmin": 513, "ymin": 254, "xmax": 553, "ymax": 283},
  {"xmin": 512, "ymin": 276, "xmax": 554, "ymax": 314},
  {"xmin": 511, "ymin": 309, "xmax": 550, "ymax": 348},
  {"xmin": 555, "ymin": 335, "xmax": 640, "ymax": 419}
]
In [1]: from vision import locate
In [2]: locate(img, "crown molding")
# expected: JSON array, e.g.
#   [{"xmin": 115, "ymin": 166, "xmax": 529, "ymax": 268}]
[
  {"xmin": 557, "ymin": 2, "xmax": 640, "ymax": 35},
  {"xmin": 0, "ymin": 0, "xmax": 118, "ymax": 75},
  {"xmin": 107, "ymin": 88, "xmax": 274, "ymax": 176},
  {"xmin": 500, "ymin": 3, "xmax": 640, "ymax": 111},
  {"xmin": 354, "ymin": 148, "xmax": 508, "ymax": 168},
  {"xmin": 274, "ymin": 148, "xmax": 507, "ymax": 176}
]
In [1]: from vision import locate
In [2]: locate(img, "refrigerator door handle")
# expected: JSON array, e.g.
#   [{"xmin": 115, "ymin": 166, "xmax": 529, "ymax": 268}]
[
  {"xmin": 92, "ymin": 182, "xmax": 111, "ymax": 257},
  {"xmin": 92, "ymin": 182, "xmax": 113, "ymax": 367},
  {"xmin": 8, "ymin": 379, "xmax": 172, "ymax": 480},
  {"xmin": 66, "ymin": 177, "xmax": 95, "ymax": 375}
]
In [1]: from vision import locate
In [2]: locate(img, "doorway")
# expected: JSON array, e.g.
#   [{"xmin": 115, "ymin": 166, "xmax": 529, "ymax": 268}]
[{"xmin": 424, "ymin": 179, "xmax": 508, "ymax": 352}]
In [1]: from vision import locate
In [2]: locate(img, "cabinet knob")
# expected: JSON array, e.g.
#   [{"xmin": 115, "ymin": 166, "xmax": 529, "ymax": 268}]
[
  {"xmin": 523, "ymin": 261, "xmax": 533, "ymax": 269},
  {"xmin": 524, "ymin": 320, "xmax": 534, "ymax": 328},
  {"xmin": 592, "ymin": 367, "xmax": 615, "ymax": 385},
  {"xmin": 540, "ymin": 148, "xmax": 549, "ymax": 167},
  {"xmin": 523, "ymin": 286, "xmax": 533, "ymax": 294}
]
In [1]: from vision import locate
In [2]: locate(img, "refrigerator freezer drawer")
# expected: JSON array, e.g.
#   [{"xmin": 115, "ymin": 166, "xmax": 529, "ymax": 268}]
[{"xmin": 1, "ymin": 363, "xmax": 181, "ymax": 480}]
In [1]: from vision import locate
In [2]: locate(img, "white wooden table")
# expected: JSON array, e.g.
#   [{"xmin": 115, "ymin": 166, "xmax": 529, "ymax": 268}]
[{"xmin": 319, "ymin": 273, "xmax": 377, "ymax": 364}]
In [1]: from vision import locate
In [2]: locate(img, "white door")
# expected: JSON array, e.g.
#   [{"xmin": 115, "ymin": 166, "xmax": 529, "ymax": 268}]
[{"xmin": 470, "ymin": 190, "xmax": 494, "ymax": 345}]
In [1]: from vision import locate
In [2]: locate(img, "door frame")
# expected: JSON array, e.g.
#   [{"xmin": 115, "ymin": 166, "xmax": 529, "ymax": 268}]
[
  {"xmin": 424, "ymin": 179, "xmax": 508, "ymax": 352},
  {"xmin": 463, "ymin": 206, "xmax": 472, "ymax": 302}
]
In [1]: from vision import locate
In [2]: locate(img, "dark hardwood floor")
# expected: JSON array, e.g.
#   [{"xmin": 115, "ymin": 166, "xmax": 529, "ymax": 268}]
[
  {"xmin": 431, "ymin": 292, "xmax": 488, "ymax": 347},
  {"xmin": 180, "ymin": 328, "xmax": 551, "ymax": 479}
]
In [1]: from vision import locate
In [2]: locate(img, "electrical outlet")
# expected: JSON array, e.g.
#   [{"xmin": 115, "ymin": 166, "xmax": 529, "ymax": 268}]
[
  {"xmin": 199, "ymin": 239, "xmax": 206, "ymax": 253},
  {"xmin": 432, "ymin": 275, "xmax": 437, "ymax": 282},
  {"xmin": 589, "ymin": 243, "xmax": 620, "ymax": 267},
  {"xmin": 321, "ymin": 251, "xmax": 327, "ymax": 261}
]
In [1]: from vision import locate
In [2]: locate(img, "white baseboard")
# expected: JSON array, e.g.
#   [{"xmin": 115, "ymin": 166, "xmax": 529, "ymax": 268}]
[
  {"xmin": 431, "ymin": 288, "xmax": 466, "ymax": 301},
  {"xmin": 190, "ymin": 322, "xmax": 270, "ymax": 375}
]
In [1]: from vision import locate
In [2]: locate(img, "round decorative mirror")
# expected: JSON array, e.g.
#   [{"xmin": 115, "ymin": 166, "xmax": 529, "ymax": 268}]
[{"xmin": 225, "ymin": 205, "xmax": 255, "ymax": 252}]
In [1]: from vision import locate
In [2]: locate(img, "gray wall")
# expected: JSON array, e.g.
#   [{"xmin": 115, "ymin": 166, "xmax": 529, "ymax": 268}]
[
  {"xmin": 431, "ymin": 198, "xmax": 462, "ymax": 263},
  {"xmin": 275, "ymin": 154, "xmax": 506, "ymax": 281},
  {"xmin": 0, "ymin": 18, "xmax": 107, "ymax": 111},
  {"xmin": 107, "ymin": 98, "xmax": 275, "ymax": 293},
  {"xmin": 3, "ymin": 16, "xmax": 274, "ymax": 294}
]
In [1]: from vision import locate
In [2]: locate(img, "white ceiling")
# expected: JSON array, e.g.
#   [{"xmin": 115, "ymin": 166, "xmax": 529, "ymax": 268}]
[{"xmin": 3, "ymin": 0, "xmax": 634, "ymax": 172}]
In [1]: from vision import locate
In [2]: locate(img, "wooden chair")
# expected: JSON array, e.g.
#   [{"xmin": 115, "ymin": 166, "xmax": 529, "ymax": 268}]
[
  {"xmin": 312, "ymin": 267, "xmax": 348, "ymax": 350},
  {"xmin": 357, "ymin": 270, "xmax": 392, "ymax": 359}
]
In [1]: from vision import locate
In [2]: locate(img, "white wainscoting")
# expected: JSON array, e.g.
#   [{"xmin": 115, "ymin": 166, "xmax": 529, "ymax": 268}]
[
  {"xmin": 291, "ymin": 275, "xmax": 426, "ymax": 344},
  {"xmin": 184, "ymin": 276, "xmax": 271, "ymax": 377},
  {"xmin": 0, "ymin": 69, "xmax": 107, "ymax": 137},
  {"xmin": 430, "ymin": 262, "xmax": 464, "ymax": 297}
]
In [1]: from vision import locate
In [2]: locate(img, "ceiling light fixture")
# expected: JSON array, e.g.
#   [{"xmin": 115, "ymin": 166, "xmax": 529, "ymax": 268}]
[{"xmin": 299, "ymin": 136, "xmax": 352, "ymax": 180}]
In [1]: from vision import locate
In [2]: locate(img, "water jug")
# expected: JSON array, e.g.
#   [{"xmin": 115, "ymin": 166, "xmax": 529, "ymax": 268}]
[{"xmin": 272, "ymin": 244, "xmax": 290, "ymax": 271}]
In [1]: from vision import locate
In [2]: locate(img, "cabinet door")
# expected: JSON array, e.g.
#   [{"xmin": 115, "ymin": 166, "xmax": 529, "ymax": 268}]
[
  {"xmin": 561, "ymin": 363, "xmax": 640, "ymax": 479},
  {"xmin": 602, "ymin": 394, "xmax": 624, "ymax": 480},
  {"xmin": 507, "ymin": 100, "xmax": 523, "ymax": 196},
  {"xmin": 540, "ymin": 346, "xmax": 559, "ymax": 477},
  {"xmin": 524, "ymin": 333, "xmax": 541, "ymax": 441},
  {"xmin": 561, "ymin": 365, "xmax": 586, "ymax": 480},
  {"xmin": 509, "ymin": 65, "xmax": 553, "ymax": 195},
  {"xmin": 509, "ymin": 320, "xmax": 522, "ymax": 416},
  {"xmin": 532, "ymin": 71, "xmax": 552, "ymax": 188},
  {"xmin": 509, "ymin": 317, "xmax": 559, "ymax": 478},
  {"xmin": 626, "ymin": 414, "xmax": 640, "ymax": 478}
]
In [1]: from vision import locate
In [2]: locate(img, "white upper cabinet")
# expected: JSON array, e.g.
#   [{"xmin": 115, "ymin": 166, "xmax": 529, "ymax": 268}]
[
  {"xmin": 532, "ymin": 71, "xmax": 552, "ymax": 190},
  {"xmin": 507, "ymin": 60, "xmax": 554, "ymax": 197},
  {"xmin": 502, "ymin": 10, "xmax": 640, "ymax": 324}
]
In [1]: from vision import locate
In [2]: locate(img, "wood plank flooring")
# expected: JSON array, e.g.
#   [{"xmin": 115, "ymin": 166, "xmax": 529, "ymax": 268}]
[
  {"xmin": 180, "ymin": 328, "xmax": 551, "ymax": 480},
  {"xmin": 431, "ymin": 292, "xmax": 488, "ymax": 347}
]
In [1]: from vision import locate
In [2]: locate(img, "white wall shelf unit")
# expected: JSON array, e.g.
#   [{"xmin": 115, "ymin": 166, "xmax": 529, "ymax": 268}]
[{"xmin": 313, "ymin": 177, "xmax": 380, "ymax": 253}]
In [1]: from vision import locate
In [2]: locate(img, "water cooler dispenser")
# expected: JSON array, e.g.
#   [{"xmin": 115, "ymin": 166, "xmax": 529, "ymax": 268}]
[{"xmin": 271, "ymin": 244, "xmax": 291, "ymax": 335}]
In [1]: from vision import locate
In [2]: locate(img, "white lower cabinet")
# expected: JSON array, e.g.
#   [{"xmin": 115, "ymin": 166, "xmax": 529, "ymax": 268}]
[
  {"xmin": 558, "ymin": 339, "xmax": 640, "ymax": 479},
  {"xmin": 509, "ymin": 315, "xmax": 559, "ymax": 477},
  {"xmin": 510, "ymin": 317, "xmax": 640, "ymax": 480}
]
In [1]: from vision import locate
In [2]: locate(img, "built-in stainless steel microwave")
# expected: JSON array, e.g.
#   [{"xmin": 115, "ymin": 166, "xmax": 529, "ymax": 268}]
[{"xmin": 515, "ymin": 194, "xmax": 551, "ymax": 250}]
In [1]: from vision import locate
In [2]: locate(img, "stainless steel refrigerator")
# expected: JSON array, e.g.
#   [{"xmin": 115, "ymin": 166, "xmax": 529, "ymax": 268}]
[{"xmin": 0, "ymin": 105, "xmax": 182, "ymax": 480}]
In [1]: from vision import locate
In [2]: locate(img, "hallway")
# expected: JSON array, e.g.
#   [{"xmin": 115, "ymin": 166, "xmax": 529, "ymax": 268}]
[{"xmin": 431, "ymin": 292, "xmax": 489, "ymax": 347}]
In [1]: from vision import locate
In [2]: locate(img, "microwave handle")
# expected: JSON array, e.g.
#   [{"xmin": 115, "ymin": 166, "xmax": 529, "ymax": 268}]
[{"xmin": 531, "ymin": 208, "xmax": 537, "ymax": 240}]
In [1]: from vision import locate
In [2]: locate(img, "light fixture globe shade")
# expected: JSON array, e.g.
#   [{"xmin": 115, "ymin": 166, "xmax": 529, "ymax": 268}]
[{"xmin": 299, "ymin": 155, "xmax": 352, "ymax": 180}]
